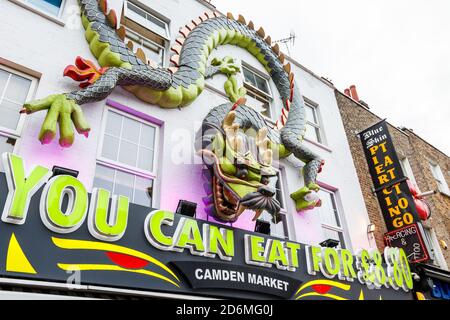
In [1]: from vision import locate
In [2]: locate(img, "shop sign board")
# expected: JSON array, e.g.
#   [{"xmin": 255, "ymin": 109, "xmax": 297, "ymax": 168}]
[
  {"xmin": 384, "ymin": 224, "xmax": 429, "ymax": 263},
  {"xmin": 359, "ymin": 120, "xmax": 429, "ymax": 263},
  {"xmin": 0, "ymin": 153, "xmax": 414, "ymax": 300}
]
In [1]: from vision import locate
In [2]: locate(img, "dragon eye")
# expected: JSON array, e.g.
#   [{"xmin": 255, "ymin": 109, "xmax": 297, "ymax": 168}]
[
  {"xmin": 236, "ymin": 167, "xmax": 249, "ymax": 179},
  {"xmin": 261, "ymin": 176, "xmax": 270, "ymax": 185}
]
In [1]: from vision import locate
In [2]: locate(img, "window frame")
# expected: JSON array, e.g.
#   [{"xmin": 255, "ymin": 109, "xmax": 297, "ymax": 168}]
[
  {"xmin": 0, "ymin": 64, "xmax": 38, "ymax": 139},
  {"xmin": 256, "ymin": 168, "xmax": 289, "ymax": 240},
  {"xmin": 242, "ymin": 64, "xmax": 273, "ymax": 98},
  {"xmin": 429, "ymin": 162, "xmax": 450, "ymax": 195},
  {"xmin": 303, "ymin": 98, "xmax": 323, "ymax": 145},
  {"xmin": 123, "ymin": 1, "xmax": 170, "ymax": 41},
  {"xmin": 93, "ymin": 163, "xmax": 156, "ymax": 208},
  {"xmin": 241, "ymin": 63, "xmax": 274, "ymax": 120},
  {"xmin": 96, "ymin": 106, "xmax": 161, "ymax": 180},
  {"xmin": 399, "ymin": 157, "xmax": 418, "ymax": 186},
  {"xmin": 124, "ymin": 28, "xmax": 166, "ymax": 67},
  {"xmin": 422, "ymin": 226, "xmax": 448, "ymax": 269},
  {"xmin": 21, "ymin": 0, "xmax": 66, "ymax": 19},
  {"xmin": 274, "ymin": 169, "xmax": 290, "ymax": 240},
  {"xmin": 317, "ymin": 187, "xmax": 348, "ymax": 249}
]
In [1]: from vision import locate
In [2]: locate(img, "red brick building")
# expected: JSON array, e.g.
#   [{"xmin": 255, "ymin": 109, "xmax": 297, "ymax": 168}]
[{"xmin": 336, "ymin": 88, "xmax": 450, "ymax": 270}]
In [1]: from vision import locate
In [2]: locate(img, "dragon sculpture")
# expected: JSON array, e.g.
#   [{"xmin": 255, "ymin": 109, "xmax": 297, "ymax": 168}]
[{"xmin": 21, "ymin": 0, "xmax": 324, "ymax": 223}]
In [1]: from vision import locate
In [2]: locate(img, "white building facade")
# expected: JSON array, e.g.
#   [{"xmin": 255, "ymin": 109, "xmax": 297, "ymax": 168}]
[
  {"xmin": 0, "ymin": 0, "xmax": 375, "ymax": 251},
  {"xmin": 0, "ymin": 0, "xmax": 385, "ymax": 299}
]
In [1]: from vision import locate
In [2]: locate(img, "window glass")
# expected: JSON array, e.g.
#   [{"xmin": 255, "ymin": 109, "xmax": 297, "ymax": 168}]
[
  {"xmin": 0, "ymin": 71, "xmax": 8, "ymax": 91},
  {"xmin": 0, "ymin": 69, "xmax": 32, "ymax": 131},
  {"xmin": 317, "ymin": 190, "xmax": 340, "ymax": 227},
  {"xmin": 243, "ymin": 67, "xmax": 257, "ymax": 87},
  {"xmin": 321, "ymin": 228, "xmax": 346, "ymax": 249},
  {"xmin": 245, "ymin": 92, "xmax": 271, "ymax": 118},
  {"xmin": 93, "ymin": 165, "xmax": 115, "ymax": 191},
  {"xmin": 96, "ymin": 108, "xmax": 159, "ymax": 207},
  {"xmin": 101, "ymin": 110, "xmax": 157, "ymax": 173},
  {"xmin": 255, "ymin": 76, "xmax": 269, "ymax": 94},
  {"xmin": 125, "ymin": 33, "xmax": 165, "ymax": 67},
  {"xmin": 137, "ymin": 147, "xmax": 154, "ymax": 171},
  {"xmin": 242, "ymin": 66, "xmax": 271, "ymax": 96},
  {"xmin": 26, "ymin": 0, "xmax": 63, "ymax": 16},
  {"xmin": 305, "ymin": 105, "xmax": 317, "ymax": 124},
  {"xmin": 315, "ymin": 189, "xmax": 347, "ymax": 249},
  {"xmin": 267, "ymin": 173, "xmax": 284, "ymax": 210},
  {"xmin": 118, "ymin": 140, "xmax": 139, "ymax": 167},
  {"xmin": 101, "ymin": 135, "xmax": 120, "ymax": 161},
  {"xmin": 423, "ymin": 228, "xmax": 436, "ymax": 262},
  {"xmin": 305, "ymin": 124, "xmax": 321, "ymax": 143},
  {"xmin": 400, "ymin": 157, "xmax": 419, "ymax": 187},
  {"xmin": 93, "ymin": 164, "xmax": 154, "ymax": 207},
  {"xmin": 134, "ymin": 176, "xmax": 153, "ymax": 208},
  {"xmin": 256, "ymin": 172, "xmax": 287, "ymax": 239},
  {"xmin": 105, "ymin": 110, "xmax": 122, "ymax": 136},
  {"xmin": 126, "ymin": 2, "xmax": 168, "ymax": 38},
  {"xmin": 258, "ymin": 211, "xmax": 287, "ymax": 239},
  {"xmin": 303, "ymin": 102, "xmax": 322, "ymax": 143},
  {"xmin": 122, "ymin": 117, "xmax": 140, "ymax": 142},
  {"xmin": 430, "ymin": 163, "xmax": 450, "ymax": 194},
  {"xmin": 140, "ymin": 125, "xmax": 156, "ymax": 148},
  {"xmin": 114, "ymin": 170, "xmax": 135, "ymax": 200}
]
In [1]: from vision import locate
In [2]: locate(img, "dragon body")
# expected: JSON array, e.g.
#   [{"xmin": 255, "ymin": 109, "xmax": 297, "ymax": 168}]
[{"xmin": 22, "ymin": 0, "xmax": 324, "ymax": 221}]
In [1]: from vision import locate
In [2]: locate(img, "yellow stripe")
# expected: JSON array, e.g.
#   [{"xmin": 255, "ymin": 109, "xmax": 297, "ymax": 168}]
[
  {"xmin": 58, "ymin": 264, "xmax": 180, "ymax": 288},
  {"xmin": 296, "ymin": 292, "xmax": 348, "ymax": 301},
  {"xmin": 52, "ymin": 238, "xmax": 179, "ymax": 282},
  {"xmin": 296, "ymin": 279, "xmax": 351, "ymax": 295}
]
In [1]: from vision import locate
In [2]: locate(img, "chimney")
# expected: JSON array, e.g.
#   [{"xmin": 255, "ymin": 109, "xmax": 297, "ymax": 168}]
[
  {"xmin": 344, "ymin": 88, "xmax": 351, "ymax": 97},
  {"xmin": 344, "ymin": 84, "xmax": 370, "ymax": 109},
  {"xmin": 349, "ymin": 85, "xmax": 360, "ymax": 102}
]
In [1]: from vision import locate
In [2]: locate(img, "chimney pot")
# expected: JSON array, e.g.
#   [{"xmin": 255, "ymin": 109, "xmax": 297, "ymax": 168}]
[
  {"xmin": 349, "ymin": 85, "xmax": 360, "ymax": 102},
  {"xmin": 344, "ymin": 88, "xmax": 351, "ymax": 97}
]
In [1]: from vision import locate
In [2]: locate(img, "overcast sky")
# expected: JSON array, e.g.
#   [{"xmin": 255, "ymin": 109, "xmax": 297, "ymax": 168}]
[{"xmin": 216, "ymin": 0, "xmax": 450, "ymax": 155}]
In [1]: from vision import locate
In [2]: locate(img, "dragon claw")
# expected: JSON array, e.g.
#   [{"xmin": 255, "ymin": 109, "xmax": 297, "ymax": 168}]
[
  {"xmin": 290, "ymin": 185, "xmax": 322, "ymax": 212},
  {"xmin": 23, "ymin": 94, "xmax": 91, "ymax": 147},
  {"xmin": 211, "ymin": 56, "xmax": 241, "ymax": 77},
  {"xmin": 307, "ymin": 182, "xmax": 320, "ymax": 192}
]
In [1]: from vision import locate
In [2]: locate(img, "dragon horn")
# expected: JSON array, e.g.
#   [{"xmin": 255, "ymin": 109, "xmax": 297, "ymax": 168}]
[
  {"xmin": 116, "ymin": 26, "xmax": 126, "ymax": 41},
  {"xmin": 135, "ymin": 48, "xmax": 147, "ymax": 64},
  {"xmin": 284, "ymin": 62, "xmax": 292, "ymax": 74},
  {"xmin": 256, "ymin": 27, "xmax": 265, "ymax": 39},
  {"xmin": 106, "ymin": 9, "xmax": 117, "ymax": 29},
  {"xmin": 126, "ymin": 40, "xmax": 134, "ymax": 50},
  {"xmin": 272, "ymin": 43, "xmax": 280, "ymax": 55},
  {"xmin": 98, "ymin": 0, "xmax": 107, "ymax": 14},
  {"xmin": 237, "ymin": 14, "xmax": 246, "ymax": 25}
]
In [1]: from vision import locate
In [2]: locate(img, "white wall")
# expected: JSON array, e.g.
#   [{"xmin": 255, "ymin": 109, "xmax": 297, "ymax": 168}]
[{"xmin": 0, "ymin": 0, "xmax": 375, "ymax": 251}]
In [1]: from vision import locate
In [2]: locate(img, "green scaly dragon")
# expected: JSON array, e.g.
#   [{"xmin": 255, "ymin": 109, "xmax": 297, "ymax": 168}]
[{"xmin": 21, "ymin": 0, "xmax": 324, "ymax": 222}]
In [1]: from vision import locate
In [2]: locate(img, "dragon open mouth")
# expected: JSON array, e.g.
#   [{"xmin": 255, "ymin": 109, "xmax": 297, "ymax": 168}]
[
  {"xmin": 204, "ymin": 149, "xmax": 281, "ymax": 223},
  {"xmin": 213, "ymin": 176, "xmax": 240, "ymax": 221}
]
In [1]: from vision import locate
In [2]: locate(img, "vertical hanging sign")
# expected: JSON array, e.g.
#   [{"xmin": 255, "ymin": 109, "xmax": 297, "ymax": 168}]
[{"xmin": 359, "ymin": 120, "xmax": 429, "ymax": 263}]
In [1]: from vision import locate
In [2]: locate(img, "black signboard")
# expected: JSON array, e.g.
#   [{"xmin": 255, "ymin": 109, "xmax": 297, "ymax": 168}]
[
  {"xmin": 0, "ymin": 171, "xmax": 412, "ymax": 300},
  {"xmin": 172, "ymin": 261, "xmax": 302, "ymax": 299},
  {"xmin": 359, "ymin": 119, "xmax": 405, "ymax": 191},
  {"xmin": 384, "ymin": 224, "xmax": 429, "ymax": 263},
  {"xmin": 359, "ymin": 120, "xmax": 429, "ymax": 263}
]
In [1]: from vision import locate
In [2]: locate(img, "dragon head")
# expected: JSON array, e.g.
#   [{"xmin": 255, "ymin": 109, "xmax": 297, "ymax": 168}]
[{"xmin": 201, "ymin": 111, "xmax": 282, "ymax": 223}]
